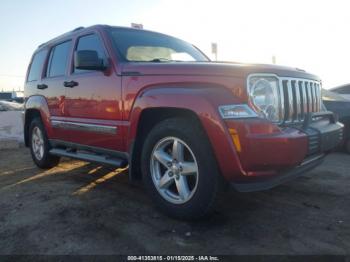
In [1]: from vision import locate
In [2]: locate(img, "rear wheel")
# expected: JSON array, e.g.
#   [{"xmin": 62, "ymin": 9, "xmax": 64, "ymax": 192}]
[
  {"xmin": 141, "ymin": 117, "xmax": 221, "ymax": 220},
  {"xmin": 29, "ymin": 118, "xmax": 60, "ymax": 169}
]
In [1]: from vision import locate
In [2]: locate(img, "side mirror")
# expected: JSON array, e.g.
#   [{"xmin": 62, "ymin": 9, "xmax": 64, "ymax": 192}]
[{"xmin": 74, "ymin": 50, "xmax": 106, "ymax": 71}]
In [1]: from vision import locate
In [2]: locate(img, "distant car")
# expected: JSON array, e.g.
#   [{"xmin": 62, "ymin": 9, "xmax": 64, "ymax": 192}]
[
  {"xmin": 330, "ymin": 84, "xmax": 350, "ymax": 101},
  {"xmin": 323, "ymin": 89, "xmax": 350, "ymax": 153}
]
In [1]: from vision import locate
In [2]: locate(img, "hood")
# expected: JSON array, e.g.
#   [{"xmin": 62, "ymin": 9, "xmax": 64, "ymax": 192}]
[{"xmin": 121, "ymin": 61, "xmax": 320, "ymax": 80}]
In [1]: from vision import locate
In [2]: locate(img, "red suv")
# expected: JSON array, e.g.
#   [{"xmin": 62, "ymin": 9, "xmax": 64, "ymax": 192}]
[{"xmin": 24, "ymin": 25, "xmax": 343, "ymax": 219}]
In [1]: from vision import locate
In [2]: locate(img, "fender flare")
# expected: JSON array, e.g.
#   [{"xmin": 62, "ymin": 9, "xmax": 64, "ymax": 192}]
[
  {"xmin": 127, "ymin": 84, "xmax": 246, "ymax": 181},
  {"xmin": 24, "ymin": 95, "xmax": 53, "ymax": 144}
]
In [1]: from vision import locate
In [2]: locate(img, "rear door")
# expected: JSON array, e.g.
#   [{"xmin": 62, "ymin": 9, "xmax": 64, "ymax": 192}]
[
  {"xmin": 63, "ymin": 32, "xmax": 124, "ymax": 151},
  {"xmin": 40, "ymin": 40, "xmax": 73, "ymax": 139}
]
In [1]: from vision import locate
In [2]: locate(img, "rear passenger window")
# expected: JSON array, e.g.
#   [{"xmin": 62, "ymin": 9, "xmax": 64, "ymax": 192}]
[
  {"xmin": 27, "ymin": 50, "xmax": 47, "ymax": 82},
  {"xmin": 46, "ymin": 41, "xmax": 72, "ymax": 77},
  {"xmin": 74, "ymin": 34, "xmax": 106, "ymax": 73}
]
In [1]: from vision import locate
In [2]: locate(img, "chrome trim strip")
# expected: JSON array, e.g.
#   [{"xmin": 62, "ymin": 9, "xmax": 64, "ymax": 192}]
[
  {"xmin": 316, "ymin": 84, "xmax": 320, "ymax": 111},
  {"xmin": 294, "ymin": 80, "xmax": 301, "ymax": 121},
  {"xmin": 51, "ymin": 120, "xmax": 117, "ymax": 134},
  {"xmin": 286, "ymin": 80, "xmax": 294, "ymax": 121},
  {"xmin": 309, "ymin": 82, "xmax": 314, "ymax": 112},
  {"xmin": 301, "ymin": 81, "xmax": 307, "ymax": 120},
  {"xmin": 306, "ymin": 82, "xmax": 312, "ymax": 113},
  {"xmin": 300, "ymin": 154, "xmax": 325, "ymax": 166},
  {"xmin": 298, "ymin": 82, "xmax": 303, "ymax": 120},
  {"xmin": 313, "ymin": 83, "xmax": 318, "ymax": 112},
  {"xmin": 311, "ymin": 82, "xmax": 315, "ymax": 112},
  {"xmin": 278, "ymin": 78, "xmax": 285, "ymax": 121},
  {"xmin": 316, "ymin": 84, "xmax": 319, "ymax": 111}
]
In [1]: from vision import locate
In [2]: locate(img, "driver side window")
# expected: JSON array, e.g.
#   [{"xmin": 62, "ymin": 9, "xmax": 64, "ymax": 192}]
[{"xmin": 74, "ymin": 34, "xmax": 107, "ymax": 73}]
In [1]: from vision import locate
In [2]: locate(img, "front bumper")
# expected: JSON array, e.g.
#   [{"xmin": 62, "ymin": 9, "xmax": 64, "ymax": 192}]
[
  {"xmin": 224, "ymin": 111, "xmax": 343, "ymax": 190},
  {"xmin": 232, "ymin": 154, "xmax": 324, "ymax": 192}
]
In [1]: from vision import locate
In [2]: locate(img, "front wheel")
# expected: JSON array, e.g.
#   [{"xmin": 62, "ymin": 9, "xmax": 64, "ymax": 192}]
[{"xmin": 141, "ymin": 118, "xmax": 221, "ymax": 220}]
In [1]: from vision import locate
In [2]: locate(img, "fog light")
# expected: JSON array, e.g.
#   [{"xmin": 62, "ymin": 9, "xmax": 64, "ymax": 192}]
[{"xmin": 218, "ymin": 104, "xmax": 258, "ymax": 119}]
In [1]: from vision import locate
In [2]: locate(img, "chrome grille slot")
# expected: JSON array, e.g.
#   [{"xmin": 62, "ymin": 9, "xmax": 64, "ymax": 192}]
[
  {"xmin": 297, "ymin": 81, "xmax": 305, "ymax": 120},
  {"xmin": 280, "ymin": 78, "xmax": 322, "ymax": 123},
  {"xmin": 293, "ymin": 80, "xmax": 302, "ymax": 121}
]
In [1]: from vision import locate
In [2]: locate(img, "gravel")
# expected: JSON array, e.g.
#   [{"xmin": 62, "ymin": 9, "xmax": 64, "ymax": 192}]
[{"xmin": 0, "ymin": 148, "xmax": 349, "ymax": 255}]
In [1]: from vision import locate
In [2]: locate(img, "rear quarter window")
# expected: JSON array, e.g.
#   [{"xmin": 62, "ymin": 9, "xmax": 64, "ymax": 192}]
[{"xmin": 27, "ymin": 50, "xmax": 48, "ymax": 82}]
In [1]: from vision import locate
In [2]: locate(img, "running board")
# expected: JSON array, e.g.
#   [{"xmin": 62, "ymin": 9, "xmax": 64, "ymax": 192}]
[{"xmin": 49, "ymin": 148, "xmax": 128, "ymax": 168}]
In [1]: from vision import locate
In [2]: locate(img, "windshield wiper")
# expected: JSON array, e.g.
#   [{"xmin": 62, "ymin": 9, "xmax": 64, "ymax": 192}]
[
  {"xmin": 148, "ymin": 58, "xmax": 181, "ymax": 62},
  {"xmin": 131, "ymin": 58, "xmax": 187, "ymax": 62}
]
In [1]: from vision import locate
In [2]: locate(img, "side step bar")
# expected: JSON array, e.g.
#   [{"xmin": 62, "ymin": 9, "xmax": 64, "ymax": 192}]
[{"xmin": 49, "ymin": 148, "xmax": 128, "ymax": 168}]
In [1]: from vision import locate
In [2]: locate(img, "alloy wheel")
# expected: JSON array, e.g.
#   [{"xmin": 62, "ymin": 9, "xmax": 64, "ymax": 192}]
[
  {"xmin": 31, "ymin": 126, "xmax": 44, "ymax": 160},
  {"xmin": 150, "ymin": 137, "xmax": 199, "ymax": 204}
]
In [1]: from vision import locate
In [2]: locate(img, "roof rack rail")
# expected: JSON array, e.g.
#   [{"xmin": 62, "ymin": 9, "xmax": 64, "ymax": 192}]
[
  {"xmin": 73, "ymin": 26, "xmax": 84, "ymax": 32},
  {"xmin": 37, "ymin": 26, "xmax": 85, "ymax": 49}
]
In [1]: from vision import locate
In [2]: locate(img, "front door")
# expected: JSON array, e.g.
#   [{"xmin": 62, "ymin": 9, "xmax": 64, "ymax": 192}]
[{"xmin": 63, "ymin": 33, "xmax": 124, "ymax": 151}]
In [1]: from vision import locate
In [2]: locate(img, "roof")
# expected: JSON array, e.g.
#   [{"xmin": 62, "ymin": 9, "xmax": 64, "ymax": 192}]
[
  {"xmin": 37, "ymin": 25, "xmax": 110, "ymax": 50},
  {"xmin": 36, "ymin": 24, "xmax": 169, "ymax": 51}
]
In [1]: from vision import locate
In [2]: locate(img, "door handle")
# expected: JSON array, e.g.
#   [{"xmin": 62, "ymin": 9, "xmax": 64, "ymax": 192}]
[
  {"xmin": 37, "ymin": 84, "xmax": 48, "ymax": 90},
  {"xmin": 64, "ymin": 81, "xmax": 79, "ymax": 88}
]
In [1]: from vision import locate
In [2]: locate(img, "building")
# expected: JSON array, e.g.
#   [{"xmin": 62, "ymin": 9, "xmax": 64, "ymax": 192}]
[
  {"xmin": 0, "ymin": 92, "xmax": 13, "ymax": 101},
  {"xmin": 0, "ymin": 91, "xmax": 24, "ymax": 103}
]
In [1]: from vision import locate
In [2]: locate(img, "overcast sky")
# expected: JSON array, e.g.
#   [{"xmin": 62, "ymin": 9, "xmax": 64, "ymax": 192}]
[{"xmin": 0, "ymin": 0, "xmax": 349, "ymax": 91}]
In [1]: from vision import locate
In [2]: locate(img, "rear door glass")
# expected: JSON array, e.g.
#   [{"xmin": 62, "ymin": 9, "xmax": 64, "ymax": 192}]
[
  {"xmin": 47, "ymin": 40, "xmax": 72, "ymax": 77},
  {"xmin": 27, "ymin": 49, "xmax": 48, "ymax": 82}
]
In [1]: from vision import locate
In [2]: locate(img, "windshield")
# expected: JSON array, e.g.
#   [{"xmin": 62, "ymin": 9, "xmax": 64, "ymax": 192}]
[{"xmin": 108, "ymin": 28, "xmax": 209, "ymax": 62}]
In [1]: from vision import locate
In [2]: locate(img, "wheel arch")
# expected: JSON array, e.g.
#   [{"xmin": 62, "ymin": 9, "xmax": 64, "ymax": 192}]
[
  {"xmin": 24, "ymin": 95, "xmax": 52, "ymax": 147},
  {"xmin": 126, "ymin": 85, "xmax": 245, "ymax": 181},
  {"xmin": 129, "ymin": 107, "xmax": 207, "ymax": 180}
]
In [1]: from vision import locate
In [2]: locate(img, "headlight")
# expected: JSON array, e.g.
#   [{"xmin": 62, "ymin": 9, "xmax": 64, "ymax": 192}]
[{"xmin": 248, "ymin": 75, "xmax": 281, "ymax": 122}]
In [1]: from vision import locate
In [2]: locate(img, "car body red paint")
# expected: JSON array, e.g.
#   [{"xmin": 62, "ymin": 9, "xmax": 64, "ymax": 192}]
[{"xmin": 24, "ymin": 25, "xmax": 343, "ymax": 191}]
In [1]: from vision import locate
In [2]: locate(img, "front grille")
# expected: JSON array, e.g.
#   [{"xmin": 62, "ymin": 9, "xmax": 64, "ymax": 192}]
[{"xmin": 279, "ymin": 78, "xmax": 322, "ymax": 123}]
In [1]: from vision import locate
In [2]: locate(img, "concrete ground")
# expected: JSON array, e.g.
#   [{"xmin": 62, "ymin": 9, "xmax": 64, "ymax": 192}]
[{"xmin": 0, "ymin": 148, "xmax": 349, "ymax": 255}]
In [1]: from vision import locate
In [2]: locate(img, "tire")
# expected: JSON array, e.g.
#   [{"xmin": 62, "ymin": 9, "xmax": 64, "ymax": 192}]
[
  {"xmin": 29, "ymin": 117, "xmax": 60, "ymax": 169},
  {"xmin": 141, "ymin": 117, "xmax": 221, "ymax": 220}
]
